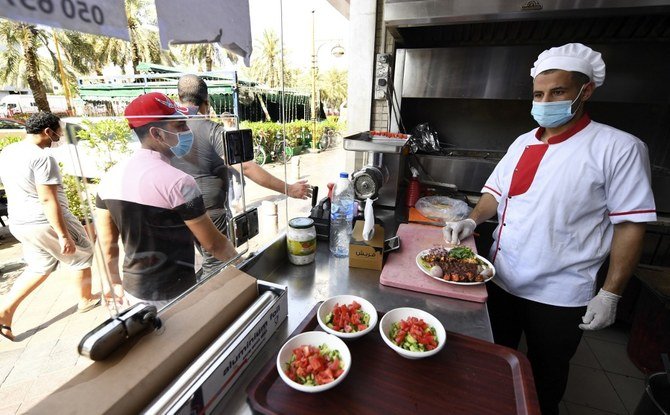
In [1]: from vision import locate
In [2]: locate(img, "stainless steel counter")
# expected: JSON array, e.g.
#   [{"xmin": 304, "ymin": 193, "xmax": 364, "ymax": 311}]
[{"xmin": 212, "ymin": 229, "xmax": 492, "ymax": 414}]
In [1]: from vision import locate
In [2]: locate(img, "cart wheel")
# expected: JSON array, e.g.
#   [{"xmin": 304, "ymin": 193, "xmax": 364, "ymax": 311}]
[
  {"xmin": 254, "ymin": 145, "xmax": 267, "ymax": 166},
  {"xmin": 273, "ymin": 142, "xmax": 292, "ymax": 163}
]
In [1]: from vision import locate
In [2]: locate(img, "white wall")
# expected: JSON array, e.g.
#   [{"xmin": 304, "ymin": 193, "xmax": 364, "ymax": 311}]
[{"xmin": 345, "ymin": 0, "xmax": 377, "ymax": 171}]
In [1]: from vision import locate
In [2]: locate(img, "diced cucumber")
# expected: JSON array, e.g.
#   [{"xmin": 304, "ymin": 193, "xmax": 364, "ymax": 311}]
[
  {"xmin": 405, "ymin": 333, "xmax": 417, "ymax": 344},
  {"xmin": 361, "ymin": 311, "xmax": 370, "ymax": 325}
]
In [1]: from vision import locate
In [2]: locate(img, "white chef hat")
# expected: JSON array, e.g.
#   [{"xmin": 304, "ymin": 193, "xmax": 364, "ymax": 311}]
[{"xmin": 530, "ymin": 43, "xmax": 606, "ymax": 87}]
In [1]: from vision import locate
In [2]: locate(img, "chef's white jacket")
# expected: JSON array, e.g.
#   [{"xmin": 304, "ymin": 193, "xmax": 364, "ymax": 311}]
[{"xmin": 482, "ymin": 115, "xmax": 656, "ymax": 307}]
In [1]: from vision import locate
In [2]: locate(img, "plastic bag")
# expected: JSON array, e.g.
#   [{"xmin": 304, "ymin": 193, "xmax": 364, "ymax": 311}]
[
  {"xmin": 415, "ymin": 196, "xmax": 472, "ymax": 224},
  {"xmin": 408, "ymin": 123, "xmax": 440, "ymax": 154}
]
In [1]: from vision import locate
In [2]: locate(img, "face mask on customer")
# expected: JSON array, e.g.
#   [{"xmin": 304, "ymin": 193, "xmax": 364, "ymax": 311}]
[
  {"xmin": 530, "ymin": 84, "xmax": 587, "ymax": 128},
  {"xmin": 47, "ymin": 129, "xmax": 64, "ymax": 148},
  {"xmin": 158, "ymin": 128, "xmax": 194, "ymax": 158}
]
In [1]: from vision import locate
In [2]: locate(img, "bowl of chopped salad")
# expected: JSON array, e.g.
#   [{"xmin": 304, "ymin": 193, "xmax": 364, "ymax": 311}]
[
  {"xmin": 379, "ymin": 307, "xmax": 446, "ymax": 359},
  {"xmin": 317, "ymin": 295, "xmax": 378, "ymax": 340},
  {"xmin": 276, "ymin": 331, "xmax": 351, "ymax": 393}
]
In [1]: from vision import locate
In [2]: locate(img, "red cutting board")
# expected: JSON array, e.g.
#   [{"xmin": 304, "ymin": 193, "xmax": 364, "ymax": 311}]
[{"xmin": 380, "ymin": 223, "xmax": 488, "ymax": 302}]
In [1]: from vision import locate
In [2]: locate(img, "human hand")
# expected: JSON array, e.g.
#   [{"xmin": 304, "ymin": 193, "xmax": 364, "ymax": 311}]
[
  {"xmin": 579, "ymin": 289, "xmax": 621, "ymax": 330},
  {"xmin": 223, "ymin": 238, "xmax": 239, "ymax": 260},
  {"xmin": 287, "ymin": 179, "xmax": 312, "ymax": 200},
  {"xmin": 104, "ymin": 283, "xmax": 127, "ymax": 308},
  {"xmin": 442, "ymin": 219, "xmax": 477, "ymax": 244},
  {"xmin": 58, "ymin": 234, "xmax": 76, "ymax": 255}
]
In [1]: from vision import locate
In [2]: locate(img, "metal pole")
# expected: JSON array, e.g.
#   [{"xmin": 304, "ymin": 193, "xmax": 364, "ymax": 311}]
[
  {"xmin": 52, "ymin": 31, "xmax": 74, "ymax": 115},
  {"xmin": 233, "ymin": 71, "xmax": 239, "ymax": 118},
  {"xmin": 311, "ymin": 9, "xmax": 318, "ymax": 150}
]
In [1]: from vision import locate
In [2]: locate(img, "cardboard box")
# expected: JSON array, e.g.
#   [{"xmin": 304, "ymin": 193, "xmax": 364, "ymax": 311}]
[
  {"xmin": 160, "ymin": 281, "xmax": 288, "ymax": 415},
  {"xmin": 349, "ymin": 220, "xmax": 385, "ymax": 270},
  {"xmin": 29, "ymin": 267, "xmax": 258, "ymax": 415}
]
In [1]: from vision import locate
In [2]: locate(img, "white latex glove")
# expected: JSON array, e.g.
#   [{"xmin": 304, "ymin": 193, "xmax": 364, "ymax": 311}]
[
  {"xmin": 442, "ymin": 218, "xmax": 477, "ymax": 244},
  {"xmin": 363, "ymin": 198, "xmax": 375, "ymax": 241},
  {"xmin": 579, "ymin": 289, "xmax": 621, "ymax": 331}
]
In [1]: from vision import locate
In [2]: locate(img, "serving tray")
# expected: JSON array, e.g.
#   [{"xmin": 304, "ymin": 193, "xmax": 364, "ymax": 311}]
[{"xmin": 247, "ymin": 304, "xmax": 540, "ymax": 415}]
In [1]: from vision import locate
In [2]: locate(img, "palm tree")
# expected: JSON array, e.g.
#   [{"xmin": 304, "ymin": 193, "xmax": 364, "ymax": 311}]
[
  {"xmin": 178, "ymin": 43, "xmax": 238, "ymax": 72},
  {"xmin": 0, "ymin": 21, "xmax": 52, "ymax": 111},
  {"xmin": 318, "ymin": 69, "xmax": 348, "ymax": 111},
  {"xmin": 248, "ymin": 29, "xmax": 283, "ymax": 88},
  {"xmin": 125, "ymin": 0, "xmax": 173, "ymax": 74},
  {"xmin": 80, "ymin": 34, "xmax": 128, "ymax": 76},
  {"xmin": 76, "ymin": 0, "xmax": 173, "ymax": 77},
  {"xmin": 0, "ymin": 19, "xmax": 111, "ymax": 112}
]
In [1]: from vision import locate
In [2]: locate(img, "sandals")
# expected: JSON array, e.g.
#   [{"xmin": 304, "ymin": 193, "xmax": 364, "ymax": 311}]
[
  {"xmin": 77, "ymin": 298, "xmax": 101, "ymax": 313},
  {"xmin": 0, "ymin": 324, "xmax": 13, "ymax": 342}
]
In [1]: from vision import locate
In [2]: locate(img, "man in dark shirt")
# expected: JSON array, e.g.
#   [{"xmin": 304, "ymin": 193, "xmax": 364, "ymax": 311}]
[
  {"xmin": 173, "ymin": 75, "xmax": 312, "ymax": 279},
  {"xmin": 96, "ymin": 92, "xmax": 238, "ymax": 308}
]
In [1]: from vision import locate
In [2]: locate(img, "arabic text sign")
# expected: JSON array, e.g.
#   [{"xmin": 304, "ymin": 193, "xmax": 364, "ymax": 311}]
[{"xmin": 1, "ymin": 0, "xmax": 129, "ymax": 40}]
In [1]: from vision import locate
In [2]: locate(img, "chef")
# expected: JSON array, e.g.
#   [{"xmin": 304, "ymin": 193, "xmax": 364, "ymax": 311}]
[{"xmin": 442, "ymin": 43, "xmax": 656, "ymax": 415}]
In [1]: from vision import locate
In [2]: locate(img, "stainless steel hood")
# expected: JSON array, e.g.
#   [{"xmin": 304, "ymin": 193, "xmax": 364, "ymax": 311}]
[
  {"xmin": 385, "ymin": 1, "xmax": 670, "ymax": 50},
  {"xmin": 399, "ymin": 44, "xmax": 670, "ymax": 103},
  {"xmin": 385, "ymin": 0, "xmax": 670, "ymax": 30}
]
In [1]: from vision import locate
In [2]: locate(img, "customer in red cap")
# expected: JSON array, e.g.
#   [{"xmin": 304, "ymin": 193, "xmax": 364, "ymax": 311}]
[{"xmin": 95, "ymin": 92, "xmax": 238, "ymax": 308}]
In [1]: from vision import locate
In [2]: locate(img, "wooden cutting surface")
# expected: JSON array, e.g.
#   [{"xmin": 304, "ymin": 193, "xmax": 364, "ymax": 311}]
[
  {"xmin": 380, "ymin": 223, "xmax": 488, "ymax": 302},
  {"xmin": 247, "ymin": 305, "xmax": 540, "ymax": 415}
]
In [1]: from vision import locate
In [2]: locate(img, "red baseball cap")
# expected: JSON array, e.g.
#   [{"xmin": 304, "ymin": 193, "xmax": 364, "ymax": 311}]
[{"xmin": 124, "ymin": 92, "xmax": 189, "ymax": 128}]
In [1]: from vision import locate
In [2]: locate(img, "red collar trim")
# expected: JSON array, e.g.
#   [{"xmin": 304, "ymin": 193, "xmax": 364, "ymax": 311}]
[{"xmin": 535, "ymin": 114, "xmax": 591, "ymax": 144}]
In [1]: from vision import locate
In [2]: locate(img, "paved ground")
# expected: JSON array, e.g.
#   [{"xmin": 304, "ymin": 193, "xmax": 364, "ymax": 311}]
[{"xmin": 0, "ymin": 146, "xmax": 346, "ymax": 414}]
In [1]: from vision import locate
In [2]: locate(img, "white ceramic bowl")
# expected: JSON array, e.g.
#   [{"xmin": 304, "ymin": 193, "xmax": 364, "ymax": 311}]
[
  {"xmin": 317, "ymin": 295, "xmax": 378, "ymax": 340},
  {"xmin": 276, "ymin": 331, "xmax": 352, "ymax": 393},
  {"xmin": 379, "ymin": 307, "xmax": 447, "ymax": 359}
]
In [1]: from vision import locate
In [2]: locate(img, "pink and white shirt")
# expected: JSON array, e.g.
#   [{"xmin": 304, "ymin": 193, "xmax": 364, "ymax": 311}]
[
  {"xmin": 482, "ymin": 115, "xmax": 656, "ymax": 306},
  {"xmin": 96, "ymin": 148, "xmax": 206, "ymax": 301}
]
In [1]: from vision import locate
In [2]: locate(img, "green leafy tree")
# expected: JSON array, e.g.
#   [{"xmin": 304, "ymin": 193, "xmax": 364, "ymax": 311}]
[
  {"xmin": 0, "ymin": 20, "xmax": 104, "ymax": 112},
  {"xmin": 178, "ymin": 43, "xmax": 238, "ymax": 72},
  {"xmin": 62, "ymin": 118, "xmax": 133, "ymax": 221},
  {"xmin": 0, "ymin": 136, "xmax": 23, "ymax": 152},
  {"xmin": 78, "ymin": 0, "xmax": 174, "ymax": 76},
  {"xmin": 125, "ymin": 0, "xmax": 174, "ymax": 73},
  {"xmin": 0, "ymin": 21, "xmax": 52, "ymax": 111},
  {"xmin": 76, "ymin": 118, "xmax": 133, "ymax": 172},
  {"xmin": 247, "ymin": 29, "xmax": 285, "ymax": 88},
  {"xmin": 318, "ymin": 69, "xmax": 348, "ymax": 111}
]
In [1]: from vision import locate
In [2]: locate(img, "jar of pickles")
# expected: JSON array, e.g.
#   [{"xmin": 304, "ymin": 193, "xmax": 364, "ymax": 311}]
[{"xmin": 287, "ymin": 217, "xmax": 317, "ymax": 265}]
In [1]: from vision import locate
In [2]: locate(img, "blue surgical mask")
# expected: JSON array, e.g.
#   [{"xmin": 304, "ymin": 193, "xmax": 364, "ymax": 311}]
[
  {"xmin": 159, "ymin": 128, "xmax": 194, "ymax": 158},
  {"xmin": 531, "ymin": 84, "xmax": 586, "ymax": 128}
]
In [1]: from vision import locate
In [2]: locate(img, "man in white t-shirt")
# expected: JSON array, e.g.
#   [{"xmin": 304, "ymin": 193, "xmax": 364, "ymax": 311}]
[
  {"xmin": 0, "ymin": 112, "xmax": 100, "ymax": 342},
  {"xmin": 442, "ymin": 44, "xmax": 656, "ymax": 414}
]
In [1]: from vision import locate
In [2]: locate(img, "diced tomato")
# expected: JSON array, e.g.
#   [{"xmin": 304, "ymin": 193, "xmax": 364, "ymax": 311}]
[
  {"xmin": 329, "ymin": 302, "xmax": 369, "ymax": 333},
  {"xmin": 393, "ymin": 317, "xmax": 439, "ymax": 350},
  {"xmin": 315, "ymin": 369, "xmax": 334, "ymax": 385},
  {"xmin": 328, "ymin": 358, "xmax": 340, "ymax": 372},
  {"xmin": 308, "ymin": 355, "xmax": 323, "ymax": 371},
  {"xmin": 285, "ymin": 344, "xmax": 344, "ymax": 386}
]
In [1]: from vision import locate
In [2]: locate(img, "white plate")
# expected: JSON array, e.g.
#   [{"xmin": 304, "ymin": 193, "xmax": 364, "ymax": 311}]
[
  {"xmin": 415, "ymin": 247, "xmax": 495, "ymax": 286},
  {"xmin": 276, "ymin": 331, "xmax": 351, "ymax": 393},
  {"xmin": 379, "ymin": 307, "xmax": 446, "ymax": 359},
  {"xmin": 317, "ymin": 295, "xmax": 378, "ymax": 340}
]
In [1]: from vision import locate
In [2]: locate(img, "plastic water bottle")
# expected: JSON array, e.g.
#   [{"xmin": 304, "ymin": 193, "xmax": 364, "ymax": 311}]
[{"xmin": 329, "ymin": 172, "xmax": 355, "ymax": 257}]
